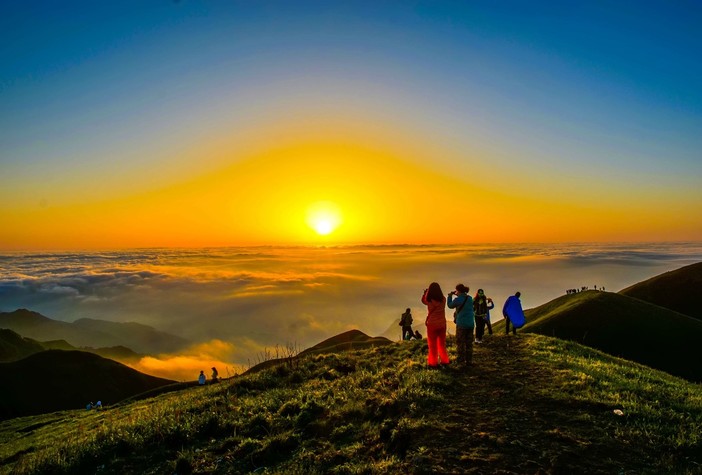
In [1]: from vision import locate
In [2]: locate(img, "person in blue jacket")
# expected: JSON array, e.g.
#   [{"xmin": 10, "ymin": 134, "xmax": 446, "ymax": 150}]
[
  {"xmin": 447, "ymin": 283, "xmax": 475, "ymax": 369},
  {"xmin": 502, "ymin": 291, "xmax": 522, "ymax": 335}
]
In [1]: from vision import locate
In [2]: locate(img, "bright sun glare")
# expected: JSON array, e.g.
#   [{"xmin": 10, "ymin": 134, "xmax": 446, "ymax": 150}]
[{"xmin": 306, "ymin": 201, "xmax": 342, "ymax": 236}]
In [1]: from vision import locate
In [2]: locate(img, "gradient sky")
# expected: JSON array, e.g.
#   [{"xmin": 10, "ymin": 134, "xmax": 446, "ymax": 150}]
[{"xmin": 2, "ymin": 1, "xmax": 701, "ymax": 248}]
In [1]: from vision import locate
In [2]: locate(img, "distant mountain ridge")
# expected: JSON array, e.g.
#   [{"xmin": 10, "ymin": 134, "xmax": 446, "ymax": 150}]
[
  {"xmin": 0, "ymin": 328, "xmax": 144, "ymax": 364},
  {"xmin": 0, "ymin": 309, "xmax": 188, "ymax": 354},
  {"xmin": 0, "ymin": 329, "xmax": 45, "ymax": 362},
  {"xmin": 0, "ymin": 350, "xmax": 175, "ymax": 420}
]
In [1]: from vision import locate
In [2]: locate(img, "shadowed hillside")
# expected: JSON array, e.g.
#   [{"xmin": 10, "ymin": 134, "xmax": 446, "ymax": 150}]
[
  {"xmin": 0, "ymin": 350, "xmax": 174, "ymax": 420},
  {"xmin": 0, "ymin": 335, "xmax": 699, "ymax": 474},
  {"xmin": 619, "ymin": 261, "xmax": 702, "ymax": 320},
  {"xmin": 0, "ymin": 330, "xmax": 45, "ymax": 362},
  {"xmin": 0, "ymin": 309, "xmax": 188, "ymax": 354},
  {"xmin": 509, "ymin": 290, "xmax": 702, "ymax": 381},
  {"xmin": 0, "ymin": 330, "xmax": 143, "ymax": 364},
  {"xmin": 40, "ymin": 340, "xmax": 143, "ymax": 363}
]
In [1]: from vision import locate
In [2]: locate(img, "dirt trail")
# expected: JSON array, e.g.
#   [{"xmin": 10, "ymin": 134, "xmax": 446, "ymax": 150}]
[{"xmin": 404, "ymin": 335, "xmax": 645, "ymax": 475}]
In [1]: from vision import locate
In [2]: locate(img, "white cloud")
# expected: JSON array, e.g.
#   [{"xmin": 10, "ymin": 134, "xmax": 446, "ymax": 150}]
[{"xmin": 2, "ymin": 244, "xmax": 701, "ymax": 369}]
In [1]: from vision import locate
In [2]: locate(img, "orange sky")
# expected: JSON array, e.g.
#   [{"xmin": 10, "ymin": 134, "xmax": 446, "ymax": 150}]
[{"xmin": 2, "ymin": 126, "xmax": 700, "ymax": 250}]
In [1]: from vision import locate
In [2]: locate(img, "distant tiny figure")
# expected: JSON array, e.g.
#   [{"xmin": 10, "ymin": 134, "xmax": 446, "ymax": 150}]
[
  {"xmin": 412, "ymin": 330, "xmax": 423, "ymax": 340},
  {"xmin": 448, "ymin": 283, "xmax": 475, "ymax": 369},
  {"xmin": 502, "ymin": 292, "xmax": 525, "ymax": 335},
  {"xmin": 422, "ymin": 282, "xmax": 449, "ymax": 368},
  {"xmin": 95, "ymin": 400, "xmax": 102, "ymax": 409},
  {"xmin": 473, "ymin": 289, "xmax": 493, "ymax": 343},
  {"xmin": 211, "ymin": 367, "xmax": 219, "ymax": 383},
  {"xmin": 399, "ymin": 308, "xmax": 414, "ymax": 340},
  {"xmin": 86, "ymin": 402, "xmax": 93, "ymax": 410},
  {"xmin": 198, "ymin": 370, "xmax": 206, "ymax": 385}
]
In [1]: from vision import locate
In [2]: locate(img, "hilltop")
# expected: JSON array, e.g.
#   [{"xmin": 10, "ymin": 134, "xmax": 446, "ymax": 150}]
[
  {"xmin": 0, "ymin": 350, "xmax": 174, "ymax": 420},
  {"xmin": 506, "ymin": 290, "xmax": 702, "ymax": 381},
  {"xmin": 244, "ymin": 329, "xmax": 391, "ymax": 375},
  {"xmin": 0, "ymin": 309, "xmax": 188, "ymax": 354},
  {"xmin": 0, "ymin": 334, "xmax": 699, "ymax": 474},
  {"xmin": 620, "ymin": 261, "xmax": 702, "ymax": 321}
]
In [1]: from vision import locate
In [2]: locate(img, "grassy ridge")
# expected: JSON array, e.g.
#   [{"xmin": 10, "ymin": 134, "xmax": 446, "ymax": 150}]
[
  {"xmin": 1, "ymin": 334, "xmax": 700, "ymax": 474},
  {"xmin": 498, "ymin": 290, "xmax": 702, "ymax": 381}
]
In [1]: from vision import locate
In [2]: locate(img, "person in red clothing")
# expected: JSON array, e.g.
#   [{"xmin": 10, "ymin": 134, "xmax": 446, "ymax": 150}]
[{"xmin": 421, "ymin": 282, "xmax": 449, "ymax": 368}]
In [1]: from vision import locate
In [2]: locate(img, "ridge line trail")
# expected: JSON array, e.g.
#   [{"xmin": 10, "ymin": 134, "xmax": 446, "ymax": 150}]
[{"xmin": 405, "ymin": 335, "xmax": 647, "ymax": 474}]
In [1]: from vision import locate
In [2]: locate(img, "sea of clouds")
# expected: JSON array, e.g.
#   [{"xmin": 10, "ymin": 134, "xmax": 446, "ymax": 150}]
[{"xmin": 2, "ymin": 243, "xmax": 701, "ymax": 380}]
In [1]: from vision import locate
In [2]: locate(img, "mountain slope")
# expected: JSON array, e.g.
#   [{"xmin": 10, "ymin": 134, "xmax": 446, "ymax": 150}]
[
  {"xmin": 0, "ymin": 309, "xmax": 188, "ymax": 354},
  {"xmin": 299, "ymin": 329, "xmax": 391, "ymax": 356},
  {"xmin": 514, "ymin": 290, "xmax": 702, "ymax": 381},
  {"xmin": 0, "ymin": 329, "xmax": 45, "ymax": 362},
  {"xmin": 619, "ymin": 261, "xmax": 702, "ymax": 320},
  {"xmin": 0, "ymin": 334, "xmax": 699, "ymax": 474},
  {"xmin": 72, "ymin": 318, "xmax": 188, "ymax": 353},
  {"xmin": 0, "ymin": 350, "xmax": 174, "ymax": 420},
  {"xmin": 243, "ymin": 329, "xmax": 392, "ymax": 375}
]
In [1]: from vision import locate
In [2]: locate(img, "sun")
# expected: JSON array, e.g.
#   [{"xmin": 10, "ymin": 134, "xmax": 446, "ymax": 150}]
[{"xmin": 306, "ymin": 201, "xmax": 342, "ymax": 236}]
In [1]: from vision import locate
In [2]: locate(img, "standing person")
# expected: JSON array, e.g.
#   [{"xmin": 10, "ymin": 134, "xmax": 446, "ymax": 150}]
[
  {"xmin": 502, "ymin": 292, "xmax": 523, "ymax": 335},
  {"xmin": 473, "ymin": 289, "xmax": 490, "ymax": 343},
  {"xmin": 198, "ymin": 370, "xmax": 206, "ymax": 385},
  {"xmin": 448, "ymin": 284, "xmax": 475, "ymax": 369},
  {"xmin": 399, "ymin": 308, "xmax": 414, "ymax": 340},
  {"xmin": 421, "ymin": 282, "xmax": 449, "ymax": 368}
]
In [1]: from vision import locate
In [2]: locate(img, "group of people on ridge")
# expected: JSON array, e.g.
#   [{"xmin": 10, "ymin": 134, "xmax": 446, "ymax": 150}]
[{"xmin": 415, "ymin": 282, "xmax": 523, "ymax": 370}]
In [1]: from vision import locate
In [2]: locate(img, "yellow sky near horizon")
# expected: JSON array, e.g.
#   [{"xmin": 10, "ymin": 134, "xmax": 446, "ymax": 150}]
[{"xmin": 1, "ymin": 133, "xmax": 700, "ymax": 250}]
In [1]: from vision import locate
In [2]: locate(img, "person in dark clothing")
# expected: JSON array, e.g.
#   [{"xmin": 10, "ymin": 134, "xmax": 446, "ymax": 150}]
[
  {"xmin": 399, "ymin": 308, "xmax": 414, "ymax": 340},
  {"xmin": 473, "ymin": 289, "xmax": 493, "ymax": 343},
  {"xmin": 211, "ymin": 367, "xmax": 219, "ymax": 383}
]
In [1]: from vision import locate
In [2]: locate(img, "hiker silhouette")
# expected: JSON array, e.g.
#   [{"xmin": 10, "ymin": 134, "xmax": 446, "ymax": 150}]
[{"xmin": 399, "ymin": 308, "xmax": 414, "ymax": 340}]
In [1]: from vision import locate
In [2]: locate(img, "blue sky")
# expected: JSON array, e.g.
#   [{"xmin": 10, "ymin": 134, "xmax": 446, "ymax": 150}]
[{"xmin": 1, "ymin": 1, "xmax": 701, "ymax": 247}]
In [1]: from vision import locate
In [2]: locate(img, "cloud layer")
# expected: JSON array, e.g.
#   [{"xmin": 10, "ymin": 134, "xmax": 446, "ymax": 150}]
[{"xmin": 2, "ymin": 243, "xmax": 701, "ymax": 377}]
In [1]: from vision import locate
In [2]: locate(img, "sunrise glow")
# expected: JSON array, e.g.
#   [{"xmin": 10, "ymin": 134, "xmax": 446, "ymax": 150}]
[
  {"xmin": 0, "ymin": 2, "xmax": 700, "ymax": 250},
  {"xmin": 306, "ymin": 201, "xmax": 342, "ymax": 236}
]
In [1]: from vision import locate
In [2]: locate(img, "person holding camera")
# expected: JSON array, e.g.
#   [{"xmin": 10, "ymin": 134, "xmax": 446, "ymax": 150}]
[
  {"xmin": 421, "ymin": 282, "xmax": 449, "ymax": 368},
  {"xmin": 448, "ymin": 283, "xmax": 475, "ymax": 369}
]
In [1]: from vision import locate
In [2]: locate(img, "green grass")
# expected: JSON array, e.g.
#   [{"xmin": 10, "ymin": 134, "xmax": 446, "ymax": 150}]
[
  {"xmin": 1, "ymin": 334, "xmax": 701, "ymax": 474},
  {"xmin": 493, "ymin": 290, "xmax": 702, "ymax": 382}
]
